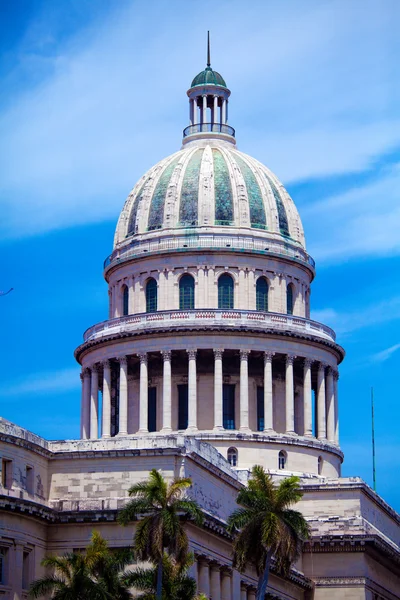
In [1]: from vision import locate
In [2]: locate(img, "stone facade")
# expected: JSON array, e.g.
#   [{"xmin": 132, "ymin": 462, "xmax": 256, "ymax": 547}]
[{"xmin": 1, "ymin": 58, "xmax": 399, "ymax": 599}]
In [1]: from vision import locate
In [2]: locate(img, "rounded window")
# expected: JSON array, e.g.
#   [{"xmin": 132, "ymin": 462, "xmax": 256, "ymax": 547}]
[
  {"xmin": 218, "ymin": 273, "xmax": 234, "ymax": 309},
  {"xmin": 278, "ymin": 450, "xmax": 287, "ymax": 470},
  {"xmin": 286, "ymin": 283, "xmax": 294, "ymax": 315},
  {"xmin": 146, "ymin": 278, "xmax": 157, "ymax": 313},
  {"xmin": 122, "ymin": 285, "xmax": 129, "ymax": 316},
  {"xmin": 227, "ymin": 447, "xmax": 238, "ymax": 467},
  {"xmin": 179, "ymin": 274, "xmax": 195, "ymax": 310},
  {"xmin": 256, "ymin": 277, "xmax": 269, "ymax": 312}
]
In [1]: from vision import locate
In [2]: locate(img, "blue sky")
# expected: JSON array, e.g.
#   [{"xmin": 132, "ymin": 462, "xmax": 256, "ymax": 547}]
[{"xmin": 1, "ymin": 0, "xmax": 400, "ymax": 510}]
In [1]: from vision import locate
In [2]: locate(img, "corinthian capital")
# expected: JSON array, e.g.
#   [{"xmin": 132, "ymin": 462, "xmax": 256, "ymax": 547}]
[
  {"xmin": 264, "ymin": 351, "xmax": 275, "ymax": 363},
  {"xmin": 187, "ymin": 349, "xmax": 197, "ymax": 360},
  {"xmin": 286, "ymin": 354, "xmax": 296, "ymax": 366},
  {"xmin": 213, "ymin": 349, "xmax": 224, "ymax": 360},
  {"xmin": 138, "ymin": 353, "xmax": 147, "ymax": 365},
  {"xmin": 162, "ymin": 350, "xmax": 171, "ymax": 361},
  {"xmin": 240, "ymin": 349, "xmax": 250, "ymax": 360}
]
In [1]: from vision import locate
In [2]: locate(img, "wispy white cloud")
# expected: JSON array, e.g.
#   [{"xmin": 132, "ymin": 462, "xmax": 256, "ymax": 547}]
[
  {"xmin": 0, "ymin": 368, "xmax": 80, "ymax": 397},
  {"xmin": 370, "ymin": 343, "xmax": 400, "ymax": 363},
  {"xmin": 312, "ymin": 296, "xmax": 400, "ymax": 336},
  {"xmin": 1, "ymin": 0, "xmax": 400, "ymax": 238}
]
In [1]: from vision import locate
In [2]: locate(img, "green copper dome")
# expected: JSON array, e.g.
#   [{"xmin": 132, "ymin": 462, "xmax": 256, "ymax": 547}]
[{"xmin": 191, "ymin": 67, "xmax": 227, "ymax": 88}]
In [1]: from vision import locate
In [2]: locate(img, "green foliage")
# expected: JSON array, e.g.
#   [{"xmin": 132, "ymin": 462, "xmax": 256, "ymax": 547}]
[
  {"xmin": 227, "ymin": 466, "xmax": 310, "ymax": 590},
  {"xmin": 29, "ymin": 531, "xmax": 134, "ymax": 600},
  {"xmin": 118, "ymin": 468, "xmax": 203, "ymax": 565},
  {"xmin": 123, "ymin": 552, "xmax": 197, "ymax": 600}
]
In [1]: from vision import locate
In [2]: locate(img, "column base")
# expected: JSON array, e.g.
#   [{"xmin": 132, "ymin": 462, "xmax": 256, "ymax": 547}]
[
  {"xmin": 102, "ymin": 434, "xmax": 111, "ymax": 439},
  {"xmin": 137, "ymin": 429, "xmax": 149, "ymax": 434},
  {"xmin": 186, "ymin": 426, "xmax": 198, "ymax": 434},
  {"xmin": 161, "ymin": 427, "xmax": 173, "ymax": 434},
  {"xmin": 213, "ymin": 426, "xmax": 224, "ymax": 432},
  {"xmin": 304, "ymin": 432, "xmax": 313, "ymax": 437},
  {"xmin": 116, "ymin": 431, "xmax": 128, "ymax": 437},
  {"xmin": 239, "ymin": 426, "xmax": 251, "ymax": 433},
  {"xmin": 285, "ymin": 430, "xmax": 297, "ymax": 435}
]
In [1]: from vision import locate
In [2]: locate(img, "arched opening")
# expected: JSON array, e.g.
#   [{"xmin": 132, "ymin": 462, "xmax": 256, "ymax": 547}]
[
  {"xmin": 227, "ymin": 447, "xmax": 238, "ymax": 467},
  {"xmin": 122, "ymin": 285, "xmax": 129, "ymax": 316},
  {"xmin": 256, "ymin": 277, "xmax": 269, "ymax": 312},
  {"xmin": 218, "ymin": 273, "xmax": 234, "ymax": 309},
  {"xmin": 146, "ymin": 278, "xmax": 157, "ymax": 313},
  {"xmin": 278, "ymin": 450, "xmax": 287, "ymax": 470},
  {"xmin": 318, "ymin": 455, "xmax": 323, "ymax": 475},
  {"xmin": 179, "ymin": 274, "xmax": 195, "ymax": 310},
  {"xmin": 287, "ymin": 283, "xmax": 294, "ymax": 315}
]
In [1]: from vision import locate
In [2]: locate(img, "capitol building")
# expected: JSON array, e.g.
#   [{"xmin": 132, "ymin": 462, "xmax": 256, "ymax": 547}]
[{"xmin": 1, "ymin": 51, "xmax": 400, "ymax": 600}]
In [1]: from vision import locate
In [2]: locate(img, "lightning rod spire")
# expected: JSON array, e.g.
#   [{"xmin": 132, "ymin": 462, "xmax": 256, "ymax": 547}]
[{"xmin": 207, "ymin": 31, "xmax": 211, "ymax": 67}]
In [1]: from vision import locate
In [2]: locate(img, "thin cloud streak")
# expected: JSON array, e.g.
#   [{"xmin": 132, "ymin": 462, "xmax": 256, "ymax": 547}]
[
  {"xmin": 0, "ymin": 368, "xmax": 80, "ymax": 397},
  {"xmin": 370, "ymin": 343, "xmax": 400, "ymax": 363}
]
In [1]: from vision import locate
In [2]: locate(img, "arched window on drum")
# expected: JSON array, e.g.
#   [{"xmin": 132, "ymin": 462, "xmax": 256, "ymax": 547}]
[
  {"xmin": 146, "ymin": 278, "xmax": 157, "ymax": 313},
  {"xmin": 122, "ymin": 285, "xmax": 129, "ymax": 316},
  {"xmin": 256, "ymin": 277, "xmax": 269, "ymax": 312},
  {"xmin": 286, "ymin": 283, "xmax": 294, "ymax": 315},
  {"xmin": 227, "ymin": 447, "xmax": 238, "ymax": 467},
  {"xmin": 218, "ymin": 273, "xmax": 234, "ymax": 309},
  {"xmin": 179, "ymin": 274, "xmax": 195, "ymax": 310},
  {"xmin": 278, "ymin": 450, "xmax": 287, "ymax": 470}
]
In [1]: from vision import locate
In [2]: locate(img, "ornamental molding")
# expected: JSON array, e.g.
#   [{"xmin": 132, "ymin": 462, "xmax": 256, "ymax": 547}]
[{"xmin": 314, "ymin": 576, "xmax": 367, "ymax": 586}]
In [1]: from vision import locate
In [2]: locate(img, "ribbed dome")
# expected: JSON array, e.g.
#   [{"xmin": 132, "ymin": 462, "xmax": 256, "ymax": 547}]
[
  {"xmin": 191, "ymin": 67, "xmax": 227, "ymax": 88},
  {"xmin": 114, "ymin": 141, "xmax": 305, "ymax": 249}
]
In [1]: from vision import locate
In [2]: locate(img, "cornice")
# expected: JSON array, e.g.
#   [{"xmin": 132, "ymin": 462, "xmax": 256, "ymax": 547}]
[{"xmin": 75, "ymin": 325, "xmax": 345, "ymax": 364}]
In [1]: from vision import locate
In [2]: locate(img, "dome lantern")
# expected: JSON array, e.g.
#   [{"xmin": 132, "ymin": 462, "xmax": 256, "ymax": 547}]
[{"xmin": 183, "ymin": 32, "xmax": 235, "ymax": 145}]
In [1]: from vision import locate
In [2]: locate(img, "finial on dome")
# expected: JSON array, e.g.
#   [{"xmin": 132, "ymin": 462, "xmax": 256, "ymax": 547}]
[{"xmin": 207, "ymin": 31, "xmax": 211, "ymax": 67}]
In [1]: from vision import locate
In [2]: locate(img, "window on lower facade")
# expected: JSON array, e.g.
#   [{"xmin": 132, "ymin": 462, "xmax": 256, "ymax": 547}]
[
  {"xmin": 1, "ymin": 459, "xmax": 12, "ymax": 489},
  {"xmin": 26, "ymin": 466, "xmax": 34, "ymax": 495},
  {"xmin": 257, "ymin": 386, "xmax": 264, "ymax": 431},
  {"xmin": 223, "ymin": 384, "xmax": 235, "ymax": 430},
  {"xmin": 179, "ymin": 274, "xmax": 195, "ymax": 310},
  {"xmin": 148, "ymin": 387, "xmax": 157, "ymax": 432},
  {"xmin": 227, "ymin": 447, "xmax": 238, "ymax": 467},
  {"xmin": 22, "ymin": 551, "xmax": 30, "ymax": 590},
  {"xmin": 178, "ymin": 384, "xmax": 188, "ymax": 430}
]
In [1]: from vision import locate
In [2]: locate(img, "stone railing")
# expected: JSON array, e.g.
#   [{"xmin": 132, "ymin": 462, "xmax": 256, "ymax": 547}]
[
  {"xmin": 104, "ymin": 232, "xmax": 315, "ymax": 270},
  {"xmin": 83, "ymin": 309, "xmax": 336, "ymax": 343}
]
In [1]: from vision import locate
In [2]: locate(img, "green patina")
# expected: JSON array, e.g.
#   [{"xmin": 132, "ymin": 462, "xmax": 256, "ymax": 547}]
[
  {"xmin": 179, "ymin": 148, "xmax": 204, "ymax": 227},
  {"xmin": 213, "ymin": 149, "xmax": 234, "ymax": 226},
  {"xmin": 191, "ymin": 67, "xmax": 227, "ymax": 88},
  {"xmin": 264, "ymin": 173, "xmax": 290, "ymax": 236},
  {"xmin": 127, "ymin": 179, "xmax": 149, "ymax": 235},
  {"xmin": 234, "ymin": 154, "xmax": 267, "ymax": 230},
  {"xmin": 147, "ymin": 156, "xmax": 181, "ymax": 231}
]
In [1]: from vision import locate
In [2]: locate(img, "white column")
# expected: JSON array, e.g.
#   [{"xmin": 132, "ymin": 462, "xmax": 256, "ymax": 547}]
[
  {"xmin": 189, "ymin": 99, "xmax": 193, "ymax": 125},
  {"xmin": 208, "ymin": 266, "xmax": 215, "ymax": 307},
  {"xmin": 90, "ymin": 364, "xmax": 99, "ymax": 439},
  {"xmin": 214, "ymin": 95, "xmax": 219, "ymax": 131},
  {"xmin": 118, "ymin": 356, "xmax": 128, "ymax": 435},
  {"xmin": 334, "ymin": 370, "xmax": 339, "ymax": 444},
  {"xmin": 158, "ymin": 270, "xmax": 166, "ymax": 311},
  {"xmin": 111, "ymin": 285, "xmax": 116, "ymax": 318},
  {"xmin": 162, "ymin": 350, "xmax": 172, "ymax": 432},
  {"xmin": 326, "ymin": 367, "xmax": 335, "ymax": 442},
  {"xmin": 285, "ymin": 355, "xmax": 296, "ymax": 434},
  {"xmin": 238, "ymin": 269, "xmax": 246, "ymax": 309},
  {"xmin": 214, "ymin": 349, "xmax": 224, "ymax": 430},
  {"xmin": 187, "ymin": 349, "xmax": 198, "ymax": 431},
  {"xmin": 108, "ymin": 289, "xmax": 112, "ymax": 319},
  {"xmin": 102, "ymin": 360, "xmax": 112, "ymax": 438},
  {"xmin": 240, "ymin": 587, "xmax": 247, "ymax": 600},
  {"xmin": 198, "ymin": 559, "xmax": 210, "ymax": 597},
  {"xmin": 240, "ymin": 350, "xmax": 250, "ymax": 431},
  {"xmin": 198, "ymin": 267, "xmax": 205, "ymax": 308},
  {"xmin": 222, "ymin": 98, "xmax": 227, "ymax": 124},
  {"xmin": 128, "ymin": 276, "xmax": 135, "ymax": 314},
  {"xmin": 210, "ymin": 564, "xmax": 221, "ymax": 600},
  {"xmin": 248, "ymin": 590, "xmax": 256, "ymax": 600},
  {"xmin": 226, "ymin": 99, "xmax": 229, "ymax": 123},
  {"xmin": 317, "ymin": 362, "xmax": 327, "ymax": 440},
  {"xmin": 264, "ymin": 352, "xmax": 274, "ymax": 431},
  {"xmin": 202, "ymin": 94, "xmax": 207, "ymax": 128},
  {"xmin": 303, "ymin": 359, "xmax": 313, "ymax": 437},
  {"xmin": 81, "ymin": 368, "xmax": 91, "ymax": 439},
  {"xmin": 247, "ymin": 269, "xmax": 255, "ymax": 310},
  {"xmin": 138, "ymin": 353, "xmax": 148, "ymax": 433},
  {"xmin": 221, "ymin": 570, "xmax": 231, "ymax": 600},
  {"xmin": 193, "ymin": 99, "xmax": 198, "ymax": 125}
]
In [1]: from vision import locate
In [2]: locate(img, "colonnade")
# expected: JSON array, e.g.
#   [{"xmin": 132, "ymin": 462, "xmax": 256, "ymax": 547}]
[
  {"xmin": 81, "ymin": 350, "xmax": 339, "ymax": 445},
  {"xmin": 189, "ymin": 95, "xmax": 228, "ymax": 128},
  {"xmin": 194, "ymin": 557, "xmax": 255, "ymax": 600}
]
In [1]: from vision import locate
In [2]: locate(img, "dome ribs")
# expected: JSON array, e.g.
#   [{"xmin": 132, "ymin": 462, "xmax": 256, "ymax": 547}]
[
  {"xmin": 233, "ymin": 154, "xmax": 267, "ymax": 230},
  {"xmin": 147, "ymin": 155, "xmax": 181, "ymax": 231},
  {"xmin": 264, "ymin": 173, "xmax": 290, "ymax": 237},
  {"xmin": 212, "ymin": 148, "xmax": 234, "ymax": 226},
  {"xmin": 179, "ymin": 148, "xmax": 204, "ymax": 228}
]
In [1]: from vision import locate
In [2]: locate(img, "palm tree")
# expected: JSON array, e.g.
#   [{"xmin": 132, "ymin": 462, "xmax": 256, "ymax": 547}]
[
  {"xmin": 124, "ymin": 552, "xmax": 197, "ymax": 600},
  {"xmin": 85, "ymin": 531, "xmax": 134, "ymax": 600},
  {"xmin": 227, "ymin": 465, "xmax": 310, "ymax": 600},
  {"xmin": 29, "ymin": 532, "xmax": 134, "ymax": 600},
  {"xmin": 117, "ymin": 469, "xmax": 203, "ymax": 600},
  {"xmin": 29, "ymin": 552, "xmax": 99, "ymax": 600}
]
